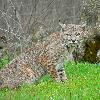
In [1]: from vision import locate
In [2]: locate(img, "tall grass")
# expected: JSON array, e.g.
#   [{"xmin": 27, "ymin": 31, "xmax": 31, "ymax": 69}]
[{"xmin": 0, "ymin": 62, "xmax": 100, "ymax": 100}]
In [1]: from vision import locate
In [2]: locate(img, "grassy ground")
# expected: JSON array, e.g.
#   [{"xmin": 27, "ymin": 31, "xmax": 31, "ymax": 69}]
[
  {"xmin": 0, "ymin": 55, "xmax": 9, "ymax": 69},
  {"xmin": 0, "ymin": 62, "xmax": 100, "ymax": 100}
]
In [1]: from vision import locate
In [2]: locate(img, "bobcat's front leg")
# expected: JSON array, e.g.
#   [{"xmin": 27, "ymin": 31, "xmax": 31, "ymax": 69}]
[
  {"xmin": 37, "ymin": 55, "xmax": 67, "ymax": 82},
  {"xmin": 55, "ymin": 63, "xmax": 67, "ymax": 82},
  {"xmin": 46, "ymin": 63, "xmax": 67, "ymax": 82}
]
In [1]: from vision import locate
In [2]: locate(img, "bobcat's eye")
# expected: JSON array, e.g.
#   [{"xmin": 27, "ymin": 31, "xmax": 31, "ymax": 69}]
[{"xmin": 65, "ymin": 33, "xmax": 69, "ymax": 36}]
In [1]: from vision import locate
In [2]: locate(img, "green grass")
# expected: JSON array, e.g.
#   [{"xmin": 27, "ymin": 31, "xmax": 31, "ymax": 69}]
[
  {"xmin": 0, "ymin": 62, "xmax": 100, "ymax": 100},
  {"xmin": 0, "ymin": 55, "xmax": 9, "ymax": 69}
]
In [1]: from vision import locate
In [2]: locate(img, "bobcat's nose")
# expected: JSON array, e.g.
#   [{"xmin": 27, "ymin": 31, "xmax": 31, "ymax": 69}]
[{"xmin": 72, "ymin": 40, "xmax": 75, "ymax": 43}]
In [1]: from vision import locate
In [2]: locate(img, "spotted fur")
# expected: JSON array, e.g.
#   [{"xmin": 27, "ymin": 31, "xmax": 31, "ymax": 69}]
[{"xmin": 0, "ymin": 24, "xmax": 88, "ymax": 89}]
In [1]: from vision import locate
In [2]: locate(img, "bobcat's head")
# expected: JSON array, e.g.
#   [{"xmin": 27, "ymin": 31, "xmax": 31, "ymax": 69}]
[
  {"xmin": 60, "ymin": 24, "xmax": 86, "ymax": 47},
  {"xmin": 59, "ymin": 24, "xmax": 88, "ymax": 61}
]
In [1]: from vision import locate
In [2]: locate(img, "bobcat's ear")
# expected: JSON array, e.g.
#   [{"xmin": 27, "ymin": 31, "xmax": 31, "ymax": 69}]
[{"xmin": 59, "ymin": 20, "xmax": 67, "ymax": 30}]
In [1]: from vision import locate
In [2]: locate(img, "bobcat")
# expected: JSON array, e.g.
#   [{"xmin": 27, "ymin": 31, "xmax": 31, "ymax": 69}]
[{"xmin": 0, "ymin": 24, "xmax": 88, "ymax": 89}]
